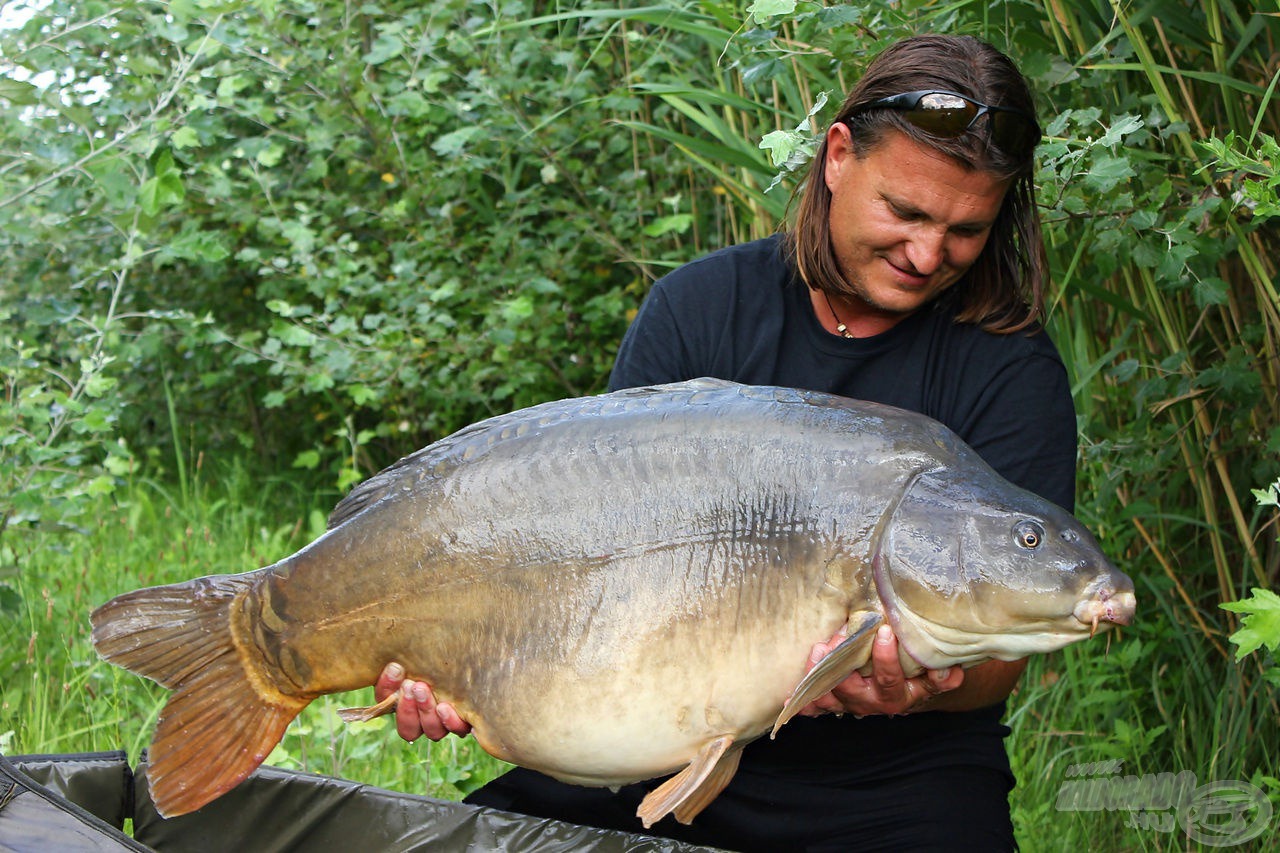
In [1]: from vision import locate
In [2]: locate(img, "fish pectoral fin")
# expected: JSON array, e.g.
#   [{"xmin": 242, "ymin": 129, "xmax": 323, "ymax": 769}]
[
  {"xmin": 338, "ymin": 691, "xmax": 399, "ymax": 723},
  {"xmin": 771, "ymin": 610, "xmax": 882, "ymax": 738},
  {"xmin": 636, "ymin": 735, "xmax": 741, "ymax": 829}
]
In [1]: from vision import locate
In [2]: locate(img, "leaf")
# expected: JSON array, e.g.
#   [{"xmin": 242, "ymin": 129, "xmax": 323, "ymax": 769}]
[
  {"xmin": 139, "ymin": 151, "xmax": 185, "ymax": 215},
  {"xmin": 1191, "ymin": 276, "xmax": 1229, "ymax": 308},
  {"xmin": 1097, "ymin": 115, "xmax": 1144, "ymax": 147},
  {"xmin": 86, "ymin": 157, "xmax": 137, "ymax": 209},
  {"xmin": 84, "ymin": 474, "xmax": 116, "ymax": 496},
  {"xmin": 746, "ymin": 0, "xmax": 796, "ymax": 24},
  {"xmin": 171, "ymin": 126, "xmax": 200, "ymax": 149},
  {"xmin": 256, "ymin": 143, "xmax": 285, "ymax": 167},
  {"xmin": 349, "ymin": 384, "xmax": 379, "ymax": 406},
  {"xmin": 642, "ymin": 213, "xmax": 693, "ymax": 237},
  {"xmin": 363, "ymin": 34, "xmax": 403, "ymax": 65},
  {"xmin": 432, "ymin": 127, "xmax": 483, "ymax": 157},
  {"xmin": 0, "ymin": 584, "xmax": 21, "ymax": 616},
  {"xmin": 1222, "ymin": 589, "xmax": 1280, "ymax": 659},
  {"xmin": 0, "ymin": 78, "xmax": 40, "ymax": 106},
  {"xmin": 293, "ymin": 449, "xmax": 321, "ymax": 470},
  {"xmin": 273, "ymin": 323, "xmax": 316, "ymax": 347},
  {"xmin": 1082, "ymin": 155, "xmax": 1135, "ymax": 193},
  {"xmin": 758, "ymin": 129, "xmax": 805, "ymax": 168}
]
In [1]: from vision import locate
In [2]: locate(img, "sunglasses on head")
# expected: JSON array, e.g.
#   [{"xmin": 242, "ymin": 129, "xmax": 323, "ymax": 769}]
[{"xmin": 847, "ymin": 90, "xmax": 1038, "ymax": 157}]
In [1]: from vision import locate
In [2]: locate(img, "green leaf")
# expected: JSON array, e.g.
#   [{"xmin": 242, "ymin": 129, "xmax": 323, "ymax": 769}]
[
  {"xmin": 1192, "ymin": 276, "xmax": 1229, "ymax": 308},
  {"xmin": 363, "ymin": 34, "xmax": 403, "ymax": 65},
  {"xmin": 642, "ymin": 214, "xmax": 693, "ymax": 237},
  {"xmin": 501, "ymin": 295, "xmax": 535, "ymax": 321},
  {"xmin": 86, "ymin": 157, "xmax": 136, "ymax": 209},
  {"xmin": 0, "ymin": 584, "xmax": 21, "ymax": 616},
  {"xmin": 1082, "ymin": 155, "xmax": 1135, "ymax": 193},
  {"xmin": 256, "ymin": 143, "xmax": 286, "ymax": 167},
  {"xmin": 349, "ymin": 384, "xmax": 379, "ymax": 406},
  {"xmin": 758, "ymin": 129, "xmax": 806, "ymax": 168},
  {"xmin": 746, "ymin": 0, "xmax": 796, "ymax": 24},
  {"xmin": 84, "ymin": 474, "xmax": 116, "ymax": 496},
  {"xmin": 171, "ymin": 126, "xmax": 200, "ymax": 149},
  {"xmin": 1222, "ymin": 589, "xmax": 1280, "ymax": 659},
  {"xmin": 432, "ymin": 127, "xmax": 483, "ymax": 157},
  {"xmin": 274, "ymin": 323, "xmax": 316, "ymax": 347},
  {"xmin": 139, "ymin": 151, "xmax": 185, "ymax": 215},
  {"xmin": 0, "ymin": 78, "xmax": 39, "ymax": 107},
  {"xmin": 293, "ymin": 449, "xmax": 321, "ymax": 469}
]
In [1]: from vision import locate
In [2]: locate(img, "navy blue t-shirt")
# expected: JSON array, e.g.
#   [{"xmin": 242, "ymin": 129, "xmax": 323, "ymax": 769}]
[{"xmin": 607, "ymin": 233, "xmax": 1077, "ymax": 782}]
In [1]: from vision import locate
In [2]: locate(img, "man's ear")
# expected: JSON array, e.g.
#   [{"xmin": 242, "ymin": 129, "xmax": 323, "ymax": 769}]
[{"xmin": 824, "ymin": 122, "xmax": 855, "ymax": 192}]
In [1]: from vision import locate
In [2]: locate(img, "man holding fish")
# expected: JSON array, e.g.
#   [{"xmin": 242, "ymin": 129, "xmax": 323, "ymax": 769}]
[{"xmin": 381, "ymin": 32, "xmax": 1082, "ymax": 852}]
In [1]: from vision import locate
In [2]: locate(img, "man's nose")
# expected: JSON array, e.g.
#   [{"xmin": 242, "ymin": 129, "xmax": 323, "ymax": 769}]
[{"xmin": 904, "ymin": 228, "xmax": 947, "ymax": 275}]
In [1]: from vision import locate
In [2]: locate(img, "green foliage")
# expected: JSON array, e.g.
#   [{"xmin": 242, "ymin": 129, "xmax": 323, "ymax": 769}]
[
  {"xmin": 1222, "ymin": 480, "xmax": 1280, "ymax": 668},
  {"xmin": 1, "ymin": 0, "xmax": 700, "ymax": 491},
  {"xmin": 1223, "ymin": 589, "xmax": 1280, "ymax": 660},
  {"xmin": 0, "ymin": 468, "xmax": 507, "ymax": 799},
  {"xmin": 3, "ymin": 1, "xmax": 1279, "ymax": 846}
]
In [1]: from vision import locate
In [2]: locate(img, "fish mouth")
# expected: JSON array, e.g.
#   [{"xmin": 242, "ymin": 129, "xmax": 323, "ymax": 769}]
[{"xmin": 1073, "ymin": 576, "xmax": 1136, "ymax": 635}]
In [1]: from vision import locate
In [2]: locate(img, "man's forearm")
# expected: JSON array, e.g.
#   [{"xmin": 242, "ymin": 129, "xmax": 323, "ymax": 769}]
[{"xmin": 923, "ymin": 659, "xmax": 1027, "ymax": 712}]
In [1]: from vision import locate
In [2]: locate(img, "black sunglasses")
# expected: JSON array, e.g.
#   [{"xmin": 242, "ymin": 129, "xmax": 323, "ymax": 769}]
[{"xmin": 847, "ymin": 90, "xmax": 1039, "ymax": 156}]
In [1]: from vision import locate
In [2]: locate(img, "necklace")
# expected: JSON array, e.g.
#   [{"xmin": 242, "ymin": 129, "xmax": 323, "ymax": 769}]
[{"xmin": 822, "ymin": 290, "xmax": 855, "ymax": 339}]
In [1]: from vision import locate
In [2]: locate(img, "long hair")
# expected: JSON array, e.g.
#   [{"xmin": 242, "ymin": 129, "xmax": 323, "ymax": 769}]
[{"xmin": 785, "ymin": 35, "xmax": 1047, "ymax": 334}]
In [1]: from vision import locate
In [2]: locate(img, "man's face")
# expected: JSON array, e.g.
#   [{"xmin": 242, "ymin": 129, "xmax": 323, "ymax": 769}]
[{"xmin": 822, "ymin": 127, "xmax": 1010, "ymax": 331}]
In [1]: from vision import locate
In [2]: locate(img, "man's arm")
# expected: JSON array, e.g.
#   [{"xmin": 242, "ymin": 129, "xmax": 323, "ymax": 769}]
[{"xmin": 799, "ymin": 625, "xmax": 1026, "ymax": 718}]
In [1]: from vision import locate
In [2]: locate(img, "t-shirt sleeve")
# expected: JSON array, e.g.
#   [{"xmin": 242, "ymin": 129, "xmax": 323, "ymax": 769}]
[
  {"xmin": 958, "ymin": 349, "xmax": 1078, "ymax": 512},
  {"xmin": 607, "ymin": 283, "xmax": 691, "ymax": 391}
]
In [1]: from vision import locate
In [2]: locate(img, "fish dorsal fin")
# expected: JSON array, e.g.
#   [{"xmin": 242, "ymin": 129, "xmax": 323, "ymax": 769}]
[
  {"xmin": 772, "ymin": 610, "xmax": 882, "ymax": 737},
  {"xmin": 635, "ymin": 735, "xmax": 741, "ymax": 828},
  {"xmin": 327, "ymin": 380, "xmax": 751, "ymax": 530},
  {"xmin": 326, "ymin": 449, "xmax": 430, "ymax": 530}
]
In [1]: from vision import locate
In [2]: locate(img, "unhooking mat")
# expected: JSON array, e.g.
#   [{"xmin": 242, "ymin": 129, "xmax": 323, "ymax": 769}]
[{"xmin": 0, "ymin": 752, "xmax": 719, "ymax": 852}]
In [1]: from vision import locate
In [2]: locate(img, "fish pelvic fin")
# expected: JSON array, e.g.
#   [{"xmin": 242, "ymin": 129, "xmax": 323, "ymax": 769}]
[
  {"xmin": 636, "ymin": 735, "xmax": 741, "ymax": 829},
  {"xmin": 338, "ymin": 690, "xmax": 399, "ymax": 723},
  {"xmin": 771, "ymin": 610, "xmax": 882, "ymax": 738},
  {"xmin": 91, "ymin": 575, "xmax": 308, "ymax": 817}
]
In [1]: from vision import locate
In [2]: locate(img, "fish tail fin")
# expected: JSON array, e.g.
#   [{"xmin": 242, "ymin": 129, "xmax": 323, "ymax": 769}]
[{"xmin": 91, "ymin": 575, "xmax": 308, "ymax": 817}]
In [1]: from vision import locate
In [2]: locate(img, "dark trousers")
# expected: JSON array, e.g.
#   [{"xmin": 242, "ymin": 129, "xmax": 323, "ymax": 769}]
[{"xmin": 465, "ymin": 763, "xmax": 1016, "ymax": 852}]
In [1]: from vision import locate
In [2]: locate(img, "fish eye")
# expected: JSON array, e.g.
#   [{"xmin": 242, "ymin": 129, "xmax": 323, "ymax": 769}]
[{"xmin": 1013, "ymin": 520, "xmax": 1045, "ymax": 550}]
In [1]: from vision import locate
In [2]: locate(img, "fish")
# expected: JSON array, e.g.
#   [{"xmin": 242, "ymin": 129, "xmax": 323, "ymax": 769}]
[{"xmin": 90, "ymin": 378, "xmax": 1135, "ymax": 826}]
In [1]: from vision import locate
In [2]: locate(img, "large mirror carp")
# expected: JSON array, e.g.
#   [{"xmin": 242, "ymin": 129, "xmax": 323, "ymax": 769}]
[{"xmin": 91, "ymin": 379, "xmax": 1134, "ymax": 826}]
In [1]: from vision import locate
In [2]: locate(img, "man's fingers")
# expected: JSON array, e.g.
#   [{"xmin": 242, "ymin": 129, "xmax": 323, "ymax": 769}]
[
  {"xmin": 437, "ymin": 702, "xmax": 473, "ymax": 736},
  {"xmin": 395, "ymin": 680, "xmax": 425, "ymax": 742},
  {"xmin": 870, "ymin": 625, "xmax": 905, "ymax": 690},
  {"xmin": 925, "ymin": 664, "xmax": 964, "ymax": 694},
  {"xmin": 375, "ymin": 661, "xmax": 405, "ymax": 702}
]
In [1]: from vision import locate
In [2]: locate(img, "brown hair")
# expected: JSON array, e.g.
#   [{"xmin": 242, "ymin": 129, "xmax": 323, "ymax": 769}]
[{"xmin": 785, "ymin": 34, "xmax": 1047, "ymax": 334}]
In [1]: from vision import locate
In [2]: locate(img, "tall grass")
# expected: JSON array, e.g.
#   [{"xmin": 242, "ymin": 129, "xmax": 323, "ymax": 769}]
[{"xmin": 0, "ymin": 464, "xmax": 506, "ymax": 801}]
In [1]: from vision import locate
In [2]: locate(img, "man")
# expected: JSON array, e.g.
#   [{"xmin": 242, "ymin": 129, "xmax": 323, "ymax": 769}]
[{"xmin": 379, "ymin": 33, "xmax": 1075, "ymax": 850}]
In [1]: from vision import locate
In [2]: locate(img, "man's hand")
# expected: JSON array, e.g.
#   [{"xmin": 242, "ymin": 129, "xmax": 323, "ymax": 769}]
[
  {"xmin": 375, "ymin": 662, "xmax": 473, "ymax": 742},
  {"xmin": 799, "ymin": 624, "xmax": 965, "ymax": 717}
]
